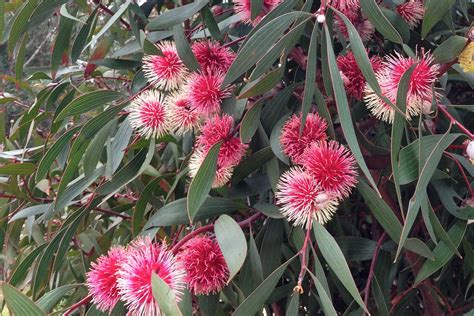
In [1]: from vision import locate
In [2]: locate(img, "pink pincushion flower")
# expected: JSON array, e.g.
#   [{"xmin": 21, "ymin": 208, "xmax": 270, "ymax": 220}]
[
  {"xmin": 117, "ymin": 237, "xmax": 185, "ymax": 316},
  {"xmin": 165, "ymin": 92, "xmax": 201, "ymax": 136},
  {"xmin": 192, "ymin": 40, "xmax": 236, "ymax": 73},
  {"xmin": 233, "ymin": 0, "xmax": 282, "ymax": 25},
  {"xmin": 86, "ymin": 246, "xmax": 128, "ymax": 312},
  {"xmin": 142, "ymin": 41, "xmax": 188, "ymax": 91},
  {"xmin": 364, "ymin": 51, "xmax": 439, "ymax": 123},
  {"xmin": 337, "ymin": 51, "xmax": 383, "ymax": 100},
  {"xmin": 196, "ymin": 114, "xmax": 247, "ymax": 168},
  {"xmin": 178, "ymin": 236, "xmax": 229, "ymax": 295},
  {"xmin": 301, "ymin": 141, "xmax": 358, "ymax": 199},
  {"xmin": 185, "ymin": 72, "xmax": 231, "ymax": 115},
  {"xmin": 189, "ymin": 149, "xmax": 234, "ymax": 188},
  {"xmin": 128, "ymin": 90, "xmax": 170, "ymax": 139},
  {"xmin": 280, "ymin": 113, "xmax": 328, "ymax": 164},
  {"xmin": 397, "ymin": 1, "xmax": 424, "ymax": 29},
  {"xmin": 334, "ymin": 8, "xmax": 374, "ymax": 42},
  {"xmin": 276, "ymin": 167, "xmax": 339, "ymax": 227}
]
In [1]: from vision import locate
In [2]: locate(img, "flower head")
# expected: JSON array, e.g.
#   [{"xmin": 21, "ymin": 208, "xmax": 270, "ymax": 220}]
[
  {"xmin": 128, "ymin": 90, "xmax": 170, "ymax": 139},
  {"xmin": 276, "ymin": 167, "xmax": 339, "ymax": 227},
  {"xmin": 301, "ymin": 141, "xmax": 358, "ymax": 199},
  {"xmin": 397, "ymin": 1, "xmax": 424, "ymax": 29},
  {"xmin": 364, "ymin": 51, "xmax": 439, "ymax": 123},
  {"xmin": 188, "ymin": 149, "xmax": 234, "ymax": 188},
  {"xmin": 185, "ymin": 72, "xmax": 231, "ymax": 115},
  {"xmin": 192, "ymin": 40, "xmax": 236, "ymax": 73},
  {"xmin": 117, "ymin": 237, "xmax": 185, "ymax": 316},
  {"xmin": 196, "ymin": 114, "xmax": 247, "ymax": 168},
  {"xmin": 337, "ymin": 51, "xmax": 383, "ymax": 100},
  {"xmin": 142, "ymin": 41, "xmax": 188, "ymax": 91},
  {"xmin": 86, "ymin": 246, "xmax": 128, "ymax": 312},
  {"xmin": 165, "ymin": 92, "xmax": 201, "ymax": 136},
  {"xmin": 459, "ymin": 42, "xmax": 474, "ymax": 73},
  {"xmin": 280, "ymin": 113, "xmax": 327, "ymax": 164},
  {"xmin": 178, "ymin": 236, "xmax": 229, "ymax": 295},
  {"xmin": 233, "ymin": 0, "xmax": 282, "ymax": 25}
]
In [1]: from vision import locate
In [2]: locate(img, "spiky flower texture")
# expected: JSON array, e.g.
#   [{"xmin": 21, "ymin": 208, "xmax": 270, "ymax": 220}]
[
  {"xmin": 337, "ymin": 51, "xmax": 383, "ymax": 100},
  {"xmin": 186, "ymin": 72, "xmax": 231, "ymax": 115},
  {"xmin": 128, "ymin": 90, "xmax": 170, "ymax": 139},
  {"xmin": 280, "ymin": 113, "xmax": 327, "ymax": 164},
  {"xmin": 178, "ymin": 236, "xmax": 229, "ymax": 295},
  {"xmin": 117, "ymin": 237, "xmax": 185, "ymax": 316},
  {"xmin": 165, "ymin": 92, "xmax": 201, "ymax": 136},
  {"xmin": 364, "ymin": 52, "xmax": 439, "ymax": 123},
  {"xmin": 276, "ymin": 167, "xmax": 339, "ymax": 227},
  {"xmin": 192, "ymin": 40, "xmax": 236, "ymax": 73},
  {"xmin": 301, "ymin": 141, "xmax": 358, "ymax": 199},
  {"xmin": 142, "ymin": 41, "xmax": 188, "ymax": 91},
  {"xmin": 397, "ymin": 1, "xmax": 424, "ymax": 29},
  {"xmin": 86, "ymin": 246, "xmax": 128, "ymax": 312}
]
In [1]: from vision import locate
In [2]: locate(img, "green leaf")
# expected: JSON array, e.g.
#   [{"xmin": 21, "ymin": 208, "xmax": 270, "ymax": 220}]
[
  {"xmin": 300, "ymin": 21, "xmax": 318, "ymax": 132},
  {"xmin": 2, "ymin": 283, "xmax": 46, "ymax": 316},
  {"xmin": 357, "ymin": 179, "xmax": 434, "ymax": 260},
  {"xmin": 396, "ymin": 132, "xmax": 462, "ymax": 259},
  {"xmin": 36, "ymin": 284, "xmax": 82, "ymax": 312},
  {"xmin": 232, "ymin": 255, "xmax": 297, "ymax": 316},
  {"xmin": 215, "ymin": 214, "xmax": 248, "ymax": 282},
  {"xmin": 84, "ymin": 0, "xmax": 131, "ymax": 50},
  {"xmin": 421, "ymin": 0, "xmax": 455, "ymax": 39},
  {"xmin": 147, "ymin": 0, "xmax": 209, "ymax": 30},
  {"xmin": 239, "ymin": 101, "xmax": 263, "ymax": 143},
  {"xmin": 55, "ymin": 90, "xmax": 124, "ymax": 122},
  {"xmin": 187, "ymin": 142, "xmax": 222, "ymax": 223},
  {"xmin": 9, "ymin": 244, "xmax": 48, "ymax": 286},
  {"xmin": 253, "ymin": 202, "xmax": 283, "ymax": 219},
  {"xmin": 144, "ymin": 197, "xmax": 244, "ymax": 229},
  {"xmin": 260, "ymin": 219, "xmax": 284, "ymax": 278},
  {"xmin": 270, "ymin": 113, "xmax": 291, "ymax": 164},
  {"xmin": 15, "ymin": 33, "xmax": 28, "ymax": 81},
  {"xmin": 433, "ymin": 36, "xmax": 468, "ymax": 64},
  {"xmin": 173, "ymin": 24, "xmax": 200, "ymax": 71},
  {"xmin": 9, "ymin": 204, "xmax": 53, "ymax": 222},
  {"xmin": 323, "ymin": 24, "xmax": 380, "ymax": 196},
  {"xmin": 306, "ymin": 270, "xmax": 337, "ymax": 315},
  {"xmin": 84, "ymin": 120, "xmax": 116, "ymax": 177},
  {"xmin": 0, "ymin": 1, "xmax": 4, "ymax": 40},
  {"xmin": 0, "ymin": 162, "xmax": 35, "ymax": 175},
  {"xmin": 232, "ymin": 147, "xmax": 275, "ymax": 184},
  {"xmin": 51, "ymin": 8, "xmax": 76, "ymax": 77},
  {"xmin": 415, "ymin": 220, "xmax": 466, "ymax": 284},
  {"xmin": 7, "ymin": 0, "xmax": 39, "ymax": 54},
  {"xmin": 426, "ymin": 199, "xmax": 461, "ymax": 258},
  {"xmin": 286, "ymin": 292, "xmax": 300, "ymax": 316},
  {"xmin": 151, "ymin": 273, "xmax": 183, "ymax": 316},
  {"xmin": 313, "ymin": 221, "xmax": 368, "ymax": 313},
  {"xmin": 251, "ymin": 0, "xmax": 263, "ymax": 20},
  {"xmin": 108, "ymin": 118, "xmax": 133, "ymax": 175},
  {"xmin": 59, "ymin": 4, "xmax": 84, "ymax": 24},
  {"xmin": 36, "ymin": 127, "xmax": 81, "ymax": 181},
  {"xmin": 391, "ymin": 65, "xmax": 416, "ymax": 214},
  {"xmin": 238, "ymin": 67, "xmax": 284, "ymax": 100},
  {"xmin": 71, "ymin": 7, "xmax": 98, "ymax": 63},
  {"xmin": 223, "ymin": 12, "xmax": 312, "ymax": 86},
  {"xmin": 200, "ymin": 6, "xmax": 222, "ymax": 41},
  {"xmin": 360, "ymin": 0, "xmax": 403, "ymax": 44}
]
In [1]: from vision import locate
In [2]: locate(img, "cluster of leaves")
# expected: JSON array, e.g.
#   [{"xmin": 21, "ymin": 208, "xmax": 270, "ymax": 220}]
[{"xmin": 0, "ymin": 0, "xmax": 473, "ymax": 315}]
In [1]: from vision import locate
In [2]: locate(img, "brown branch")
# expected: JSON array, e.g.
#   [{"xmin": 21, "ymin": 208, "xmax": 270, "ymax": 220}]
[
  {"xmin": 438, "ymin": 104, "xmax": 474, "ymax": 139},
  {"xmin": 63, "ymin": 294, "xmax": 92, "ymax": 316},
  {"xmin": 363, "ymin": 232, "xmax": 386, "ymax": 315}
]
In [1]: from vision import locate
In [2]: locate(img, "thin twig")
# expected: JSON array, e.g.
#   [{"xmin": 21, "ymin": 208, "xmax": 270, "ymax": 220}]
[
  {"xmin": 63, "ymin": 294, "xmax": 92, "ymax": 316},
  {"xmin": 363, "ymin": 232, "xmax": 386, "ymax": 315}
]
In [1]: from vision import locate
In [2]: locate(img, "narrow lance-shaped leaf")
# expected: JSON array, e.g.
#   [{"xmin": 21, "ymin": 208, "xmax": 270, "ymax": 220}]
[
  {"xmin": 395, "ymin": 131, "xmax": 462, "ymax": 260},
  {"xmin": 313, "ymin": 221, "xmax": 369, "ymax": 313},
  {"xmin": 360, "ymin": 0, "xmax": 403, "ymax": 44},
  {"xmin": 151, "ymin": 273, "xmax": 183, "ymax": 316},
  {"xmin": 306, "ymin": 269, "xmax": 337, "ymax": 315},
  {"xmin": 173, "ymin": 24, "xmax": 200, "ymax": 71},
  {"xmin": 391, "ymin": 65, "xmax": 416, "ymax": 215},
  {"xmin": 300, "ymin": 20, "xmax": 319, "ymax": 134},
  {"xmin": 323, "ymin": 24, "xmax": 380, "ymax": 196},
  {"xmin": 2, "ymin": 283, "xmax": 46, "ymax": 316},
  {"xmin": 187, "ymin": 142, "xmax": 222, "ymax": 222},
  {"xmin": 421, "ymin": 0, "xmax": 456, "ymax": 39}
]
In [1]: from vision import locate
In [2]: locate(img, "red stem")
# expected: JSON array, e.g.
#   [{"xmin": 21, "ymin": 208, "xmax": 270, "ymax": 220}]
[
  {"xmin": 223, "ymin": 36, "xmax": 246, "ymax": 48},
  {"xmin": 363, "ymin": 232, "xmax": 386, "ymax": 315},
  {"xmin": 438, "ymin": 104, "xmax": 474, "ymax": 139},
  {"xmin": 63, "ymin": 294, "xmax": 92, "ymax": 316},
  {"xmin": 296, "ymin": 224, "xmax": 313, "ymax": 290},
  {"xmin": 444, "ymin": 151, "xmax": 474, "ymax": 197},
  {"xmin": 171, "ymin": 212, "xmax": 263, "ymax": 254}
]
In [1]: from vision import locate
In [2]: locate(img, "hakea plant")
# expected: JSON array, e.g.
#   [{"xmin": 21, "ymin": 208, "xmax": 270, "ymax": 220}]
[{"xmin": 2, "ymin": 0, "xmax": 474, "ymax": 315}]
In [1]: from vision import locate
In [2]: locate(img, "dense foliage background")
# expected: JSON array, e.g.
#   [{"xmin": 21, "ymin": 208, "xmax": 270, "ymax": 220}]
[{"xmin": 0, "ymin": 0, "xmax": 473, "ymax": 315}]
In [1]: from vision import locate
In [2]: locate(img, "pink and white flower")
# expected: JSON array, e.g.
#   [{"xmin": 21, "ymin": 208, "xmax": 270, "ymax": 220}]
[
  {"xmin": 185, "ymin": 72, "xmax": 231, "ymax": 115},
  {"xmin": 192, "ymin": 40, "xmax": 236, "ymax": 73},
  {"xmin": 128, "ymin": 90, "xmax": 170, "ymax": 139}
]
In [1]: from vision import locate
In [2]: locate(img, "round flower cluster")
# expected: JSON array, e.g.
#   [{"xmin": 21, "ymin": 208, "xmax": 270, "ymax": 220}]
[
  {"xmin": 87, "ymin": 235, "xmax": 229, "ymax": 314},
  {"xmin": 276, "ymin": 113, "xmax": 358, "ymax": 228},
  {"xmin": 130, "ymin": 39, "xmax": 248, "ymax": 187}
]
